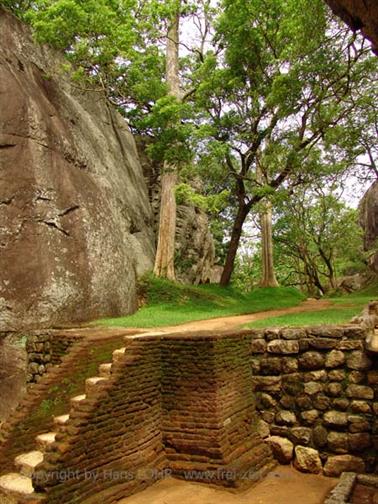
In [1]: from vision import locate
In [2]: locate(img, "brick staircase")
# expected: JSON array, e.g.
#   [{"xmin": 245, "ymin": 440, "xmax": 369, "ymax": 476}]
[{"xmin": 0, "ymin": 344, "xmax": 121, "ymax": 502}]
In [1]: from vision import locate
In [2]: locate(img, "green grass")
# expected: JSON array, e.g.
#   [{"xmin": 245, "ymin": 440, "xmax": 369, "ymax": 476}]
[
  {"xmin": 246, "ymin": 285, "xmax": 378, "ymax": 329},
  {"xmin": 95, "ymin": 274, "xmax": 306, "ymax": 328}
]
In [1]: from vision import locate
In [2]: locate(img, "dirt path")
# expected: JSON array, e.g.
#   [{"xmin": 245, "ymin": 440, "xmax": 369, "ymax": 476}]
[
  {"xmin": 137, "ymin": 299, "xmax": 332, "ymax": 336},
  {"xmin": 119, "ymin": 467, "xmax": 337, "ymax": 504}
]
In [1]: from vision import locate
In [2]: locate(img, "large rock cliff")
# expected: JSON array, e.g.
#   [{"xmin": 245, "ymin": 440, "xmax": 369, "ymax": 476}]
[
  {"xmin": 325, "ymin": 0, "xmax": 378, "ymax": 54},
  {"xmin": 0, "ymin": 9, "xmax": 155, "ymax": 331},
  {"xmin": 359, "ymin": 180, "xmax": 378, "ymax": 273}
]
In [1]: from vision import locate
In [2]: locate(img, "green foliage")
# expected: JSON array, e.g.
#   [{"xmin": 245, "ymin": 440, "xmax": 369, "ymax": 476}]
[
  {"xmin": 96, "ymin": 273, "xmax": 305, "ymax": 328},
  {"xmin": 175, "ymin": 182, "xmax": 229, "ymax": 213},
  {"xmin": 273, "ymin": 187, "xmax": 365, "ymax": 294}
]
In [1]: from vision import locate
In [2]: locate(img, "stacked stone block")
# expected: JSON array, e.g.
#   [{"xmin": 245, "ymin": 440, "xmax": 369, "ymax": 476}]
[
  {"xmin": 26, "ymin": 332, "xmax": 83, "ymax": 383},
  {"xmin": 249, "ymin": 325, "xmax": 377, "ymax": 475}
]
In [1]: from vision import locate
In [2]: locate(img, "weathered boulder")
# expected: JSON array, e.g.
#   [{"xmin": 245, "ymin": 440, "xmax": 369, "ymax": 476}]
[
  {"xmin": 0, "ymin": 9, "xmax": 155, "ymax": 330},
  {"xmin": 323, "ymin": 454, "xmax": 365, "ymax": 476},
  {"xmin": 325, "ymin": 0, "xmax": 378, "ymax": 55},
  {"xmin": 294, "ymin": 446, "xmax": 322, "ymax": 474},
  {"xmin": 267, "ymin": 436, "xmax": 293, "ymax": 464}
]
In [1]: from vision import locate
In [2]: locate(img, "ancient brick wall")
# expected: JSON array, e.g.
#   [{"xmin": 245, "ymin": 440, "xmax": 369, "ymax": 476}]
[
  {"xmin": 159, "ymin": 333, "xmax": 274, "ymax": 488},
  {"xmin": 249, "ymin": 325, "xmax": 377, "ymax": 476},
  {"xmin": 29, "ymin": 333, "xmax": 274, "ymax": 503}
]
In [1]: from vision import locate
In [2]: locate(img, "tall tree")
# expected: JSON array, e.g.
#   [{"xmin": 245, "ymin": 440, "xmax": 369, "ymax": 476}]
[
  {"xmin": 260, "ymin": 202, "xmax": 279, "ymax": 287},
  {"xmin": 154, "ymin": 3, "xmax": 180, "ymax": 279},
  {"xmin": 256, "ymin": 164, "xmax": 279, "ymax": 287}
]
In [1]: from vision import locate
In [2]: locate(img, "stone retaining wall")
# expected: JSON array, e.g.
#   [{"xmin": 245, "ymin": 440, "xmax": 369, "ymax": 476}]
[
  {"xmin": 249, "ymin": 325, "xmax": 377, "ymax": 475},
  {"xmin": 26, "ymin": 332, "xmax": 84, "ymax": 383}
]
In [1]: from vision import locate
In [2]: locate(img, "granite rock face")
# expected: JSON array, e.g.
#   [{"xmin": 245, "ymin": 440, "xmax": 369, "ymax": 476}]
[
  {"xmin": 0, "ymin": 334, "xmax": 27, "ymax": 424},
  {"xmin": 0, "ymin": 9, "xmax": 155, "ymax": 330},
  {"xmin": 359, "ymin": 181, "xmax": 378, "ymax": 273},
  {"xmin": 325, "ymin": 0, "xmax": 378, "ymax": 54}
]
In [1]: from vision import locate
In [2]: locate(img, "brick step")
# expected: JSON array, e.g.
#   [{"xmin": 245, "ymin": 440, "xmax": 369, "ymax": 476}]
[
  {"xmin": 53, "ymin": 414, "xmax": 70, "ymax": 426},
  {"xmin": 85, "ymin": 377, "xmax": 108, "ymax": 395},
  {"xmin": 99, "ymin": 363, "xmax": 112, "ymax": 377},
  {"xmin": 112, "ymin": 347, "xmax": 126, "ymax": 362},
  {"xmin": 36, "ymin": 432, "xmax": 57, "ymax": 450},
  {"xmin": 14, "ymin": 451, "xmax": 44, "ymax": 477}
]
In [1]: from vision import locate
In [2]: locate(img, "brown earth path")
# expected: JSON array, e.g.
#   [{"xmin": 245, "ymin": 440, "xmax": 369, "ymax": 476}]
[
  {"xmin": 119, "ymin": 467, "xmax": 337, "ymax": 504},
  {"xmin": 135, "ymin": 298, "xmax": 333, "ymax": 336}
]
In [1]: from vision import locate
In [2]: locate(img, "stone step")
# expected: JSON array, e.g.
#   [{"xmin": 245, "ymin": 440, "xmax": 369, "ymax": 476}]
[
  {"xmin": 99, "ymin": 363, "xmax": 112, "ymax": 377},
  {"xmin": 70, "ymin": 394, "xmax": 86, "ymax": 406},
  {"xmin": 36, "ymin": 432, "xmax": 56, "ymax": 450},
  {"xmin": 14, "ymin": 451, "xmax": 44, "ymax": 477},
  {"xmin": 54, "ymin": 414, "xmax": 70, "ymax": 426},
  {"xmin": 85, "ymin": 377, "xmax": 107, "ymax": 394},
  {"xmin": 0, "ymin": 473, "xmax": 34, "ymax": 495},
  {"xmin": 112, "ymin": 347, "xmax": 126, "ymax": 362}
]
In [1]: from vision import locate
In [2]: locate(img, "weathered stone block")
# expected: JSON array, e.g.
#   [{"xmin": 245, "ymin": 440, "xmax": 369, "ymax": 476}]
[
  {"xmin": 303, "ymin": 370, "xmax": 327, "ymax": 382},
  {"xmin": 348, "ymin": 415, "xmax": 371, "ymax": 433},
  {"xmin": 323, "ymin": 411, "xmax": 348, "ymax": 427},
  {"xmin": 348, "ymin": 433, "xmax": 371, "ymax": 452},
  {"xmin": 298, "ymin": 352, "xmax": 325, "ymax": 370},
  {"xmin": 267, "ymin": 436, "xmax": 293, "ymax": 464},
  {"xmin": 252, "ymin": 376, "xmax": 281, "ymax": 392},
  {"xmin": 336, "ymin": 340, "xmax": 363, "ymax": 350},
  {"xmin": 281, "ymin": 357, "xmax": 298, "ymax": 373},
  {"xmin": 260, "ymin": 357, "xmax": 282, "ymax": 375},
  {"xmin": 350, "ymin": 401, "xmax": 371, "ymax": 414},
  {"xmin": 332, "ymin": 398, "xmax": 349, "ymax": 411},
  {"xmin": 367, "ymin": 370, "xmax": 378, "ymax": 385},
  {"xmin": 309, "ymin": 338, "xmax": 337, "ymax": 350},
  {"xmin": 281, "ymin": 328, "xmax": 306, "ymax": 340},
  {"xmin": 312, "ymin": 425, "xmax": 328, "ymax": 448},
  {"xmin": 267, "ymin": 340, "xmax": 299, "ymax": 354},
  {"xmin": 313, "ymin": 394, "xmax": 331, "ymax": 410},
  {"xmin": 323, "ymin": 455, "xmax": 365, "ymax": 477},
  {"xmin": 280, "ymin": 395, "xmax": 296, "ymax": 409},
  {"xmin": 257, "ymin": 393, "xmax": 277, "ymax": 409},
  {"xmin": 289, "ymin": 427, "xmax": 312, "ymax": 445},
  {"xmin": 304, "ymin": 381, "xmax": 323, "ymax": 395},
  {"xmin": 347, "ymin": 351, "xmax": 372, "ymax": 370},
  {"xmin": 327, "ymin": 431, "xmax": 348, "ymax": 453},
  {"xmin": 327, "ymin": 382, "xmax": 343, "ymax": 397},
  {"xmin": 250, "ymin": 339, "xmax": 267, "ymax": 354},
  {"xmin": 328, "ymin": 369, "xmax": 346, "ymax": 382},
  {"xmin": 346, "ymin": 385, "xmax": 374, "ymax": 400},
  {"xmin": 275, "ymin": 410, "xmax": 296, "ymax": 426},
  {"xmin": 294, "ymin": 446, "xmax": 322, "ymax": 474},
  {"xmin": 300, "ymin": 409, "xmax": 319, "ymax": 425},
  {"xmin": 325, "ymin": 350, "xmax": 345, "ymax": 368}
]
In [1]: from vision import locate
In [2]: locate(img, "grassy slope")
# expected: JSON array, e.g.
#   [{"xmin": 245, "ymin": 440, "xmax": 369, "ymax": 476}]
[
  {"xmin": 246, "ymin": 285, "xmax": 378, "ymax": 329},
  {"xmin": 96, "ymin": 275, "xmax": 306, "ymax": 328}
]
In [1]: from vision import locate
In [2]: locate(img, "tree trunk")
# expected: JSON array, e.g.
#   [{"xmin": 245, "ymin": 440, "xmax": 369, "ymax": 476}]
[
  {"xmin": 260, "ymin": 201, "xmax": 279, "ymax": 287},
  {"xmin": 220, "ymin": 203, "xmax": 249, "ymax": 286},
  {"xmin": 153, "ymin": 6, "xmax": 180, "ymax": 280}
]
